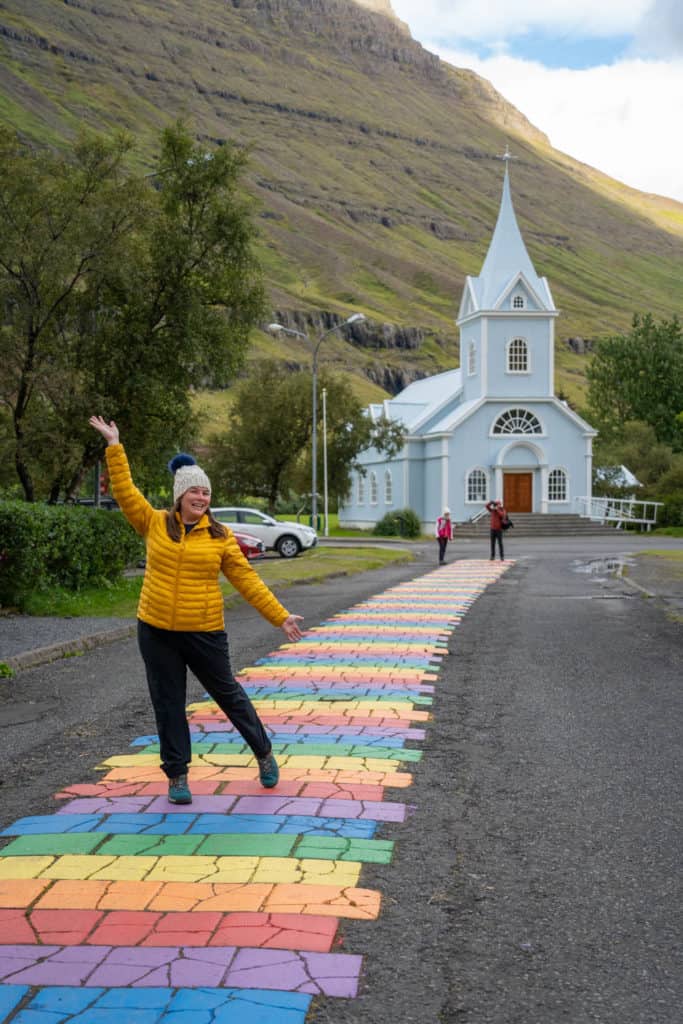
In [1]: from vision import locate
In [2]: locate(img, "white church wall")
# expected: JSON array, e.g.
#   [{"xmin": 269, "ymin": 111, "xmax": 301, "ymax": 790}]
[
  {"xmin": 439, "ymin": 401, "xmax": 586, "ymax": 518},
  {"xmin": 338, "ymin": 445, "xmax": 410, "ymax": 527},
  {"xmin": 486, "ymin": 317, "xmax": 553, "ymax": 399},
  {"xmin": 460, "ymin": 328, "xmax": 484, "ymax": 404},
  {"xmin": 407, "ymin": 447, "xmax": 426, "ymax": 520}
]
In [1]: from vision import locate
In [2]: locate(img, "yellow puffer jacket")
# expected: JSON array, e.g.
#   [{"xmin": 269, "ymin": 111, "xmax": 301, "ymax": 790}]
[{"xmin": 105, "ymin": 444, "xmax": 290, "ymax": 632}]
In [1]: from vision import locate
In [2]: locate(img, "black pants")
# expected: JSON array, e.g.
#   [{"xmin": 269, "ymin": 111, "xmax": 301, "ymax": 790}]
[
  {"xmin": 490, "ymin": 528, "xmax": 504, "ymax": 560},
  {"xmin": 438, "ymin": 537, "xmax": 448, "ymax": 563},
  {"xmin": 137, "ymin": 621, "xmax": 271, "ymax": 779}
]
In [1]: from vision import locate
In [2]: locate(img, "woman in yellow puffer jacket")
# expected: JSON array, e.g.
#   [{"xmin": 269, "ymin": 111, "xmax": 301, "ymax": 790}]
[{"xmin": 89, "ymin": 415, "xmax": 304, "ymax": 805}]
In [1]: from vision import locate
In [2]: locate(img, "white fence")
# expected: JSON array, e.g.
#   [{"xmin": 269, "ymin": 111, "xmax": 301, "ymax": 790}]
[{"xmin": 574, "ymin": 496, "xmax": 663, "ymax": 530}]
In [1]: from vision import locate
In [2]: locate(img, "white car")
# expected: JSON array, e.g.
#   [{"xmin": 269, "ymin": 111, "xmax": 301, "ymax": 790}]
[{"xmin": 213, "ymin": 507, "xmax": 317, "ymax": 558}]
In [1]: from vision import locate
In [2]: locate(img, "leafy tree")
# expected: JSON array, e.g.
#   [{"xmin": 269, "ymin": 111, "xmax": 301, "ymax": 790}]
[
  {"xmin": 0, "ymin": 129, "xmax": 140, "ymax": 499},
  {"xmin": 586, "ymin": 313, "xmax": 683, "ymax": 448},
  {"xmin": 593, "ymin": 421, "xmax": 674, "ymax": 495},
  {"xmin": 0, "ymin": 122, "xmax": 263, "ymax": 501},
  {"xmin": 206, "ymin": 360, "xmax": 404, "ymax": 509},
  {"xmin": 207, "ymin": 362, "xmax": 312, "ymax": 509}
]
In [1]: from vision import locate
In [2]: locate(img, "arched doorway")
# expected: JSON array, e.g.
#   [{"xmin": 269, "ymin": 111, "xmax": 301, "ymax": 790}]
[{"xmin": 494, "ymin": 441, "xmax": 547, "ymax": 514}]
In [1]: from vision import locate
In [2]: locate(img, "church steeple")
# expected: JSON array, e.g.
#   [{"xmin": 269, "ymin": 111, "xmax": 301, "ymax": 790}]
[
  {"xmin": 456, "ymin": 152, "xmax": 559, "ymax": 404},
  {"xmin": 461, "ymin": 155, "xmax": 556, "ymax": 315}
]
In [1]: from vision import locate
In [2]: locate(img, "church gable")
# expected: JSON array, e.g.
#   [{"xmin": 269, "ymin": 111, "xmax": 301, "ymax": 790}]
[
  {"xmin": 457, "ymin": 278, "xmax": 478, "ymax": 320},
  {"xmin": 495, "ymin": 273, "xmax": 549, "ymax": 313}
]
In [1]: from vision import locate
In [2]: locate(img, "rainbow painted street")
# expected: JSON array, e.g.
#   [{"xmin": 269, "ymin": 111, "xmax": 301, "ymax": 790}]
[{"xmin": 0, "ymin": 559, "xmax": 509, "ymax": 1022}]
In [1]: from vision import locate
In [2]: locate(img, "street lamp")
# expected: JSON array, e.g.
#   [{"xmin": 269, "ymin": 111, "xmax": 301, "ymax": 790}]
[
  {"xmin": 268, "ymin": 312, "xmax": 366, "ymax": 529},
  {"xmin": 322, "ymin": 387, "xmax": 329, "ymax": 537}
]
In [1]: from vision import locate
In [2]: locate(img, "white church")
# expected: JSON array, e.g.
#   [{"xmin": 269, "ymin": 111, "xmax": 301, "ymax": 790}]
[{"xmin": 339, "ymin": 160, "xmax": 597, "ymax": 528}]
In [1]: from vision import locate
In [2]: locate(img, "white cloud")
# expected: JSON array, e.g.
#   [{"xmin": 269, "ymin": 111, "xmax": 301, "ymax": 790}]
[
  {"xmin": 430, "ymin": 43, "xmax": 683, "ymax": 200},
  {"xmin": 389, "ymin": 1, "xmax": 683, "ymax": 202},
  {"xmin": 392, "ymin": 0, "xmax": 651, "ymax": 43},
  {"xmin": 632, "ymin": 0, "xmax": 683, "ymax": 58}
]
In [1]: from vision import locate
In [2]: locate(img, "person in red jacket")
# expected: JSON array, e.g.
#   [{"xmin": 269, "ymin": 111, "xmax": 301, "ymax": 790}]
[
  {"xmin": 486, "ymin": 499, "xmax": 508, "ymax": 561},
  {"xmin": 435, "ymin": 507, "xmax": 453, "ymax": 565}
]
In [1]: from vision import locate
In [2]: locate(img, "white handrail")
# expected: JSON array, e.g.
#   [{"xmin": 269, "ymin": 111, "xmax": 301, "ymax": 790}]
[{"xmin": 574, "ymin": 496, "xmax": 663, "ymax": 530}]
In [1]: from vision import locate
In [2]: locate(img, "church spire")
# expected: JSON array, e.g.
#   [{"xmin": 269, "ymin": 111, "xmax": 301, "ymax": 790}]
[{"xmin": 474, "ymin": 155, "xmax": 552, "ymax": 311}]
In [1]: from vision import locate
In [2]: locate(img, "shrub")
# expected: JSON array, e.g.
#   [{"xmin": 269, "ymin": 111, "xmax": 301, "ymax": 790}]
[
  {"xmin": 373, "ymin": 508, "xmax": 422, "ymax": 538},
  {"xmin": 657, "ymin": 493, "xmax": 683, "ymax": 527},
  {"xmin": 0, "ymin": 501, "xmax": 143, "ymax": 609}
]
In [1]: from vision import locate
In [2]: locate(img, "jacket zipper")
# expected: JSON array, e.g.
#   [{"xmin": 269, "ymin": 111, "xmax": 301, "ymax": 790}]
[{"xmin": 170, "ymin": 527, "xmax": 186, "ymax": 631}]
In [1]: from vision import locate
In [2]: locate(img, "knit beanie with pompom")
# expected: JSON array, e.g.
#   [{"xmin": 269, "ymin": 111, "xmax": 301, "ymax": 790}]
[{"xmin": 168, "ymin": 453, "xmax": 211, "ymax": 504}]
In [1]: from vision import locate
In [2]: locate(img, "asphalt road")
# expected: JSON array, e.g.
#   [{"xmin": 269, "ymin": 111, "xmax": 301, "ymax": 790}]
[
  {"xmin": 0, "ymin": 537, "xmax": 681, "ymax": 1023},
  {"xmin": 309, "ymin": 545, "xmax": 682, "ymax": 1024}
]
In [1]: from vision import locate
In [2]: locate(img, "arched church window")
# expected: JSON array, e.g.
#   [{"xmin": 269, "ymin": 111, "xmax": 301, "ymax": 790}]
[
  {"xmin": 492, "ymin": 408, "xmax": 542, "ymax": 435},
  {"xmin": 466, "ymin": 468, "xmax": 487, "ymax": 503},
  {"xmin": 369, "ymin": 471, "xmax": 378, "ymax": 505},
  {"xmin": 468, "ymin": 341, "xmax": 476, "ymax": 376},
  {"xmin": 512, "ymin": 294, "xmax": 525, "ymax": 309},
  {"xmin": 357, "ymin": 473, "xmax": 365, "ymax": 504},
  {"xmin": 548, "ymin": 468, "xmax": 568, "ymax": 501},
  {"xmin": 507, "ymin": 337, "xmax": 529, "ymax": 372},
  {"xmin": 384, "ymin": 470, "xmax": 393, "ymax": 505}
]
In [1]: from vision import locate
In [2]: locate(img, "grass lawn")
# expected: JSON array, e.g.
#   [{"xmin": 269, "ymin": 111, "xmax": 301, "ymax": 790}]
[
  {"xmin": 320, "ymin": 512, "xmax": 432, "ymax": 542},
  {"xmin": 306, "ymin": 512, "xmax": 371, "ymax": 538},
  {"xmin": 21, "ymin": 545, "xmax": 414, "ymax": 618},
  {"xmin": 634, "ymin": 549, "xmax": 683, "ymax": 577}
]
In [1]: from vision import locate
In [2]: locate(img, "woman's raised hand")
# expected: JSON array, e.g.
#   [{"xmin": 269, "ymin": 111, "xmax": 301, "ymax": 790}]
[{"xmin": 89, "ymin": 415, "xmax": 119, "ymax": 446}]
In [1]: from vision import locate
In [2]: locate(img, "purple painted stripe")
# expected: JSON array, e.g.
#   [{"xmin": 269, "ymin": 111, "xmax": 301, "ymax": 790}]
[
  {"xmin": 0, "ymin": 944, "xmax": 362, "ymax": 997},
  {"xmin": 190, "ymin": 724, "xmax": 427, "ymax": 740},
  {"xmin": 55, "ymin": 795, "xmax": 406, "ymax": 821}
]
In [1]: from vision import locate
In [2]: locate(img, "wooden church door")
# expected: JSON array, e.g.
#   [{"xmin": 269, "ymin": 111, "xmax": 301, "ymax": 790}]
[{"xmin": 503, "ymin": 472, "xmax": 532, "ymax": 513}]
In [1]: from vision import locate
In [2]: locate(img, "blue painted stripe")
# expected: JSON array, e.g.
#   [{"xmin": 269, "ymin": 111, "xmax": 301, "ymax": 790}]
[
  {"xmin": 4, "ymin": 985, "xmax": 311, "ymax": 1023},
  {"xmin": 131, "ymin": 732, "xmax": 407, "ymax": 748},
  {"xmin": 3, "ymin": 813, "xmax": 378, "ymax": 838},
  {"xmin": 0, "ymin": 986, "xmax": 28, "ymax": 1018}
]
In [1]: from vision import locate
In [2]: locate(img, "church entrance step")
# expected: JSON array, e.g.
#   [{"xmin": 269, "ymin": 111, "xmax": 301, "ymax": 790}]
[{"xmin": 454, "ymin": 514, "xmax": 621, "ymax": 537}]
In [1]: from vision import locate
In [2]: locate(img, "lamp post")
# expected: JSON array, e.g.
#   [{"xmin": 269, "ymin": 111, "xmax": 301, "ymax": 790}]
[
  {"xmin": 322, "ymin": 387, "xmax": 329, "ymax": 536},
  {"xmin": 268, "ymin": 313, "xmax": 365, "ymax": 529}
]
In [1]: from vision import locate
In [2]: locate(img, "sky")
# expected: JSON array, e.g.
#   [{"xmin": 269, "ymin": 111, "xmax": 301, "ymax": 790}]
[{"xmin": 391, "ymin": 0, "xmax": 683, "ymax": 202}]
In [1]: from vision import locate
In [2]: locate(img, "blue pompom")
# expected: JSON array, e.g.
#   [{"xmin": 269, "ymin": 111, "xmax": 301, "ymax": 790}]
[{"xmin": 168, "ymin": 452, "xmax": 196, "ymax": 474}]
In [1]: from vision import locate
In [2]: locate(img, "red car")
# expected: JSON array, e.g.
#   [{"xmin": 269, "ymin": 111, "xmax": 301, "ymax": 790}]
[
  {"xmin": 233, "ymin": 530, "xmax": 266, "ymax": 560},
  {"xmin": 138, "ymin": 528, "xmax": 265, "ymax": 570}
]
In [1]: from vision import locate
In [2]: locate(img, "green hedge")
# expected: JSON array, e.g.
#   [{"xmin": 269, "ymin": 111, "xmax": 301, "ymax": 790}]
[
  {"xmin": 0, "ymin": 501, "xmax": 143, "ymax": 608},
  {"xmin": 658, "ymin": 494, "xmax": 683, "ymax": 527},
  {"xmin": 372, "ymin": 508, "xmax": 422, "ymax": 538}
]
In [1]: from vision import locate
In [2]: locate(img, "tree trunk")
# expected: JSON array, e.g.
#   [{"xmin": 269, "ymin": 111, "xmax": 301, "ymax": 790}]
[
  {"xmin": 14, "ymin": 447, "xmax": 34, "ymax": 502},
  {"xmin": 48, "ymin": 480, "xmax": 62, "ymax": 505},
  {"xmin": 13, "ymin": 324, "xmax": 37, "ymax": 501},
  {"xmin": 65, "ymin": 461, "xmax": 90, "ymax": 503}
]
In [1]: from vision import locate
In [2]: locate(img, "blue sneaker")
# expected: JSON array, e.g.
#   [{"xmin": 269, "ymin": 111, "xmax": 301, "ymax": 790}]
[
  {"xmin": 258, "ymin": 752, "xmax": 279, "ymax": 789},
  {"xmin": 168, "ymin": 774, "xmax": 192, "ymax": 804}
]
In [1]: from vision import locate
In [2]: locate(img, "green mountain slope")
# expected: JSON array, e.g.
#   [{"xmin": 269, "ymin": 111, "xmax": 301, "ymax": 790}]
[{"xmin": 1, "ymin": 0, "xmax": 681, "ymax": 411}]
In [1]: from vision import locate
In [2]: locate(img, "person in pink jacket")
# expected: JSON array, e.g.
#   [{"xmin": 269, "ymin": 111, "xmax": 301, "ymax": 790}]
[{"xmin": 435, "ymin": 507, "xmax": 453, "ymax": 565}]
